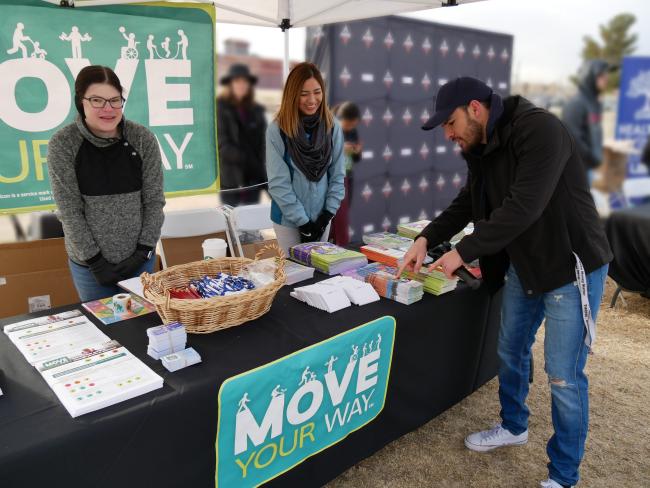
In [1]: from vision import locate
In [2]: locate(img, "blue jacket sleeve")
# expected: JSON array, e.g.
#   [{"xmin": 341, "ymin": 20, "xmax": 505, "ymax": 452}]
[
  {"xmin": 324, "ymin": 121, "xmax": 346, "ymax": 215},
  {"xmin": 265, "ymin": 122, "xmax": 310, "ymax": 227}
]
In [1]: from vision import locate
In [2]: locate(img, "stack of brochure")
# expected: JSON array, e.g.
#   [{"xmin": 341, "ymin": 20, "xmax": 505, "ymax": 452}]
[
  {"xmin": 36, "ymin": 339, "xmax": 163, "ymax": 418},
  {"xmin": 283, "ymin": 260, "xmax": 316, "ymax": 285},
  {"xmin": 342, "ymin": 263, "xmax": 424, "ymax": 305},
  {"xmin": 404, "ymin": 267, "xmax": 459, "ymax": 296},
  {"xmin": 397, "ymin": 220, "xmax": 431, "ymax": 239},
  {"xmin": 290, "ymin": 282, "xmax": 351, "ymax": 313},
  {"xmin": 318, "ymin": 276, "xmax": 380, "ymax": 306},
  {"xmin": 3, "ymin": 310, "xmax": 163, "ymax": 417},
  {"xmin": 290, "ymin": 242, "xmax": 367, "ymax": 275},
  {"xmin": 362, "ymin": 231, "xmax": 414, "ymax": 251}
]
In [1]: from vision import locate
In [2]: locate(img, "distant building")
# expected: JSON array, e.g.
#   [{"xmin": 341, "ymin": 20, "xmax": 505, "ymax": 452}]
[
  {"xmin": 218, "ymin": 39, "xmax": 298, "ymax": 90},
  {"xmin": 217, "ymin": 39, "xmax": 298, "ymax": 113}
]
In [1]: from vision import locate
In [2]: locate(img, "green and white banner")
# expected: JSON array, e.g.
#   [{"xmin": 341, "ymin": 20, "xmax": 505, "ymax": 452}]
[
  {"xmin": 0, "ymin": 0, "xmax": 217, "ymax": 214},
  {"xmin": 215, "ymin": 316, "xmax": 396, "ymax": 487}
]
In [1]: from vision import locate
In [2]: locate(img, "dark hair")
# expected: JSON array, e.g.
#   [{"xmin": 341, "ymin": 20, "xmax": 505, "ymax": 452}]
[
  {"xmin": 336, "ymin": 101, "xmax": 361, "ymax": 121},
  {"xmin": 74, "ymin": 65, "xmax": 124, "ymax": 116}
]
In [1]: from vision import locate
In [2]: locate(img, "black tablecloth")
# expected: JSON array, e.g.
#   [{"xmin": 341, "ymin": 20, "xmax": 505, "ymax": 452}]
[
  {"xmin": 0, "ymin": 281, "xmax": 502, "ymax": 488},
  {"xmin": 605, "ymin": 203, "xmax": 650, "ymax": 295}
]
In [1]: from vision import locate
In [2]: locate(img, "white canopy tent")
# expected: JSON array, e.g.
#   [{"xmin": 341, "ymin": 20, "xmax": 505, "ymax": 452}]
[{"xmin": 44, "ymin": 0, "xmax": 485, "ymax": 78}]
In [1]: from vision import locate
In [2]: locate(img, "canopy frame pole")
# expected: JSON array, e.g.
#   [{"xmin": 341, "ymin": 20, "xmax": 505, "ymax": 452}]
[{"xmin": 280, "ymin": 18, "xmax": 291, "ymax": 81}]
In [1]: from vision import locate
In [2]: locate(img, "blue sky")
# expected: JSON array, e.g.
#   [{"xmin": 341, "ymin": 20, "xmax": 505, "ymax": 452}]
[{"xmin": 215, "ymin": 0, "xmax": 650, "ymax": 84}]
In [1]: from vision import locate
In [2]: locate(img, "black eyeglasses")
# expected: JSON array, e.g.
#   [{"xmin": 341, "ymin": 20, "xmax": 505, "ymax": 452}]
[{"xmin": 83, "ymin": 96, "xmax": 125, "ymax": 109}]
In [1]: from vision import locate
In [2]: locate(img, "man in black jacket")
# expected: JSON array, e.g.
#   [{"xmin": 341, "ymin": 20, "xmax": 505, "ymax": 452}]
[{"xmin": 398, "ymin": 77, "xmax": 612, "ymax": 488}]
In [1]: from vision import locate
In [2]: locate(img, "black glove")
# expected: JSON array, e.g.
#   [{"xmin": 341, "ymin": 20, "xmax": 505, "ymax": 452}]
[
  {"xmin": 298, "ymin": 221, "xmax": 320, "ymax": 243},
  {"xmin": 114, "ymin": 248, "xmax": 151, "ymax": 279},
  {"xmin": 315, "ymin": 210, "xmax": 334, "ymax": 237},
  {"xmin": 86, "ymin": 254, "xmax": 121, "ymax": 286}
]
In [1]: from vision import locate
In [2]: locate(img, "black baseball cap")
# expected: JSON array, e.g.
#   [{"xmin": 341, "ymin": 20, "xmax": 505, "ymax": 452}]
[{"xmin": 422, "ymin": 77, "xmax": 493, "ymax": 130}]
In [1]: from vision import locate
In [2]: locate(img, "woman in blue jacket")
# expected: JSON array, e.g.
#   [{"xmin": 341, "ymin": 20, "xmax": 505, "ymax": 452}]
[{"xmin": 266, "ymin": 62, "xmax": 346, "ymax": 254}]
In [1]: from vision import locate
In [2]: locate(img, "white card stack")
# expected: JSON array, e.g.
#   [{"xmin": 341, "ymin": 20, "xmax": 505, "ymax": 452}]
[
  {"xmin": 319, "ymin": 276, "xmax": 380, "ymax": 306},
  {"xmin": 161, "ymin": 347, "xmax": 202, "ymax": 372},
  {"xmin": 36, "ymin": 339, "xmax": 163, "ymax": 418},
  {"xmin": 147, "ymin": 322, "xmax": 187, "ymax": 360},
  {"xmin": 283, "ymin": 260, "xmax": 316, "ymax": 285},
  {"xmin": 290, "ymin": 283, "xmax": 351, "ymax": 313}
]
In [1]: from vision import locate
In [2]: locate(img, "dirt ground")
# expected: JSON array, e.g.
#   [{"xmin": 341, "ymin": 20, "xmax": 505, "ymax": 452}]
[{"xmin": 327, "ymin": 279, "xmax": 650, "ymax": 488}]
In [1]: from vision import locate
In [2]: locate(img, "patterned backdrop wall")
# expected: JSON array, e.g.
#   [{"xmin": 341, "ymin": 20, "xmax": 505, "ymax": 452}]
[{"xmin": 307, "ymin": 16, "xmax": 513, "ymax": 240}]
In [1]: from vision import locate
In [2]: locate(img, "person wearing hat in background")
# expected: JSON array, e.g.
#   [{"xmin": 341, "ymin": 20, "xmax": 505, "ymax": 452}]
[
  {"xmin": 217, "ymin": 63, "xmax": 267, "ymax": 207},
  {"xmin": 397, "ymin": 77, "xmax": 612, "ymax": 488},
  {"xmin": 562, "ymin": 59, "xmax": 615, "ymax": 185}
]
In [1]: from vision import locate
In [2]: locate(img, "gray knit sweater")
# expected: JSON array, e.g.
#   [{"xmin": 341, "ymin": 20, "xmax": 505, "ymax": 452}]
[{"xmin": 48, "ymin": 116, "xmax": 165, "ymax": 265}]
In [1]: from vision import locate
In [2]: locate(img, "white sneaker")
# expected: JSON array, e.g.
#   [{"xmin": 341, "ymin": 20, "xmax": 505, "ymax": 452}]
[
  {"xmin": 464, "ymin": 423, "xmax": 528, "ymax": 452},
  {"xmin": 540, "ymin": 479, "xmax": 572, "ymax": 488}
]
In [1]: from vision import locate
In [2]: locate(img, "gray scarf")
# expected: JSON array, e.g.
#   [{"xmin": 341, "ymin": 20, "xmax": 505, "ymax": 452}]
[{"xmin": 286, "ymin": 113, "xmax": 332, "ymax": 182}]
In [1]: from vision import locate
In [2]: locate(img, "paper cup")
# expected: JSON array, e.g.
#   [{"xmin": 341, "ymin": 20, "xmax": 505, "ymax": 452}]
[
  {"xmin": 202, "ymin": 238, "xmax": 227, "ymax": 259},
  {"xmin": 112, "ymin": 293, "xmax": 131, "ymax": 315}
]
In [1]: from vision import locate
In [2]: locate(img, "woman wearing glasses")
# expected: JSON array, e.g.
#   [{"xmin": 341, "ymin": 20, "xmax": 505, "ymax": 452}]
[{"xmin": 48, "ymin": 65, "xmax": 165, "ymax": 302}]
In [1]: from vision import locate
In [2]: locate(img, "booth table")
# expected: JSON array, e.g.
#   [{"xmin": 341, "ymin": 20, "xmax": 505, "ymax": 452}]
[
  {"xmin": 0, "ymin": 280, "xmax": 502, "ymax": 488},
  {"xmin": 605, "ymin": 203, "xmax": 650, "ymax": 300}
]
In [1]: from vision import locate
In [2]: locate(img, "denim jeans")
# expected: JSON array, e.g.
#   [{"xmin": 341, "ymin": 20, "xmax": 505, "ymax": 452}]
[
  {"xmin": 498, "ymin": 263, "xmax": 608, "ymax": 487},
  {"xmin": 68, "ymin": 255, "xmax": 156, "ymax": 302}
]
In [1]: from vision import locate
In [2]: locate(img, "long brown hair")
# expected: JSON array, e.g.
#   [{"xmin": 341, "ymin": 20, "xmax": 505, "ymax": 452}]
[{"xmin": 276, "ymin": 62, "xmax": 333, "ymax": 138}]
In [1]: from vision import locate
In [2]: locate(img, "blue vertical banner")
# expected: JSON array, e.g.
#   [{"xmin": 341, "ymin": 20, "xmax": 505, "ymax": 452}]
[
  {"xmin": 215, "ymin": 316, "xmax": 396, "ymax": 488},
  {"xmin": 615, "ymin": 56, "xmax": 650, "ymax": 179}
]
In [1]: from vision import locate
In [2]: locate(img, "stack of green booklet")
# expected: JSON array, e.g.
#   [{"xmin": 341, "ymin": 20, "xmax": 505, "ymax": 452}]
[
  {"xmin": 397, "ymin": 220, "xmax": 430, "ymax": 239},
  {"xmin": 362, "ymin": 232, "xmax": 414, "ymax": 251},
  {"xmin": 290, "ymin": 242, "xmax": 367, "ymax": 275},
  {"xmin": 404, "ymin": 267, "xmax": 458, "ymax": 296}
]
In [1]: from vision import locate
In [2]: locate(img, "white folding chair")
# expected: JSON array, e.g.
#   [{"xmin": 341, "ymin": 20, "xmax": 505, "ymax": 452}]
[
  {"xmin": 159, "ymin": 208, "xmax": 233, "ymax": 268},
  {"xmin": 229, "ymin": 204, "xmax": 273, "ymax": 257}
]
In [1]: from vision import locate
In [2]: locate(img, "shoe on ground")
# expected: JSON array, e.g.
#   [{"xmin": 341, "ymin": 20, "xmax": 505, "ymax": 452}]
[
  {"xmin": 464, "ymin": 423, "xmax": 528, "ymax": 452},
  {"xmin": 540, "ymin": 478, "xmax": 573, "ymax": 488}
]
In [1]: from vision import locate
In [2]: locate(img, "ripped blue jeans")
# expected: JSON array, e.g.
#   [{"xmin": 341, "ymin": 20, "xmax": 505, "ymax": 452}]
[{"xmin": 497, "ymin": 263, "xmax": 608, "ymax": 487}]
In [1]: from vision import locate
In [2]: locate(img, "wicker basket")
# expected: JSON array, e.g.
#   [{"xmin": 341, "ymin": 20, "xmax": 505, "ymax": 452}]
[{"xmin": 141, "ymin": 244, "xmax": 286, "ymax": 334}]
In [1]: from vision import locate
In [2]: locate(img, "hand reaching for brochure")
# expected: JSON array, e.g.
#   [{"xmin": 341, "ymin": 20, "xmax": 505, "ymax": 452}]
[
  {"xmin": 396, "ymin": 237, "xmax": 428, "ymax": 277},
  {"xmin": 429, "ymin": 248, "xmax": 465, "ymax": 280}
]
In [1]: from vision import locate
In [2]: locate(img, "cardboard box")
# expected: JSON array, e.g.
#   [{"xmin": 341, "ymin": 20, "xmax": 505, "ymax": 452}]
[
  {"xmin": 0, "ymin": 239, "xmax": 163, "ymax": 319},
  {"xmin": 159, "ymin": 231, "xmax": 231, "ymax": 268},
  {"xmin": 239, "ymin": 239, "xmax": 279, "ymax": 260},
  {"xmin": 593, "ymin": 143, "xmax": 632, "ymax": 193},
  {"xmin": 0, "ymin": 238, "xmax": 79, "ymax": 319}
]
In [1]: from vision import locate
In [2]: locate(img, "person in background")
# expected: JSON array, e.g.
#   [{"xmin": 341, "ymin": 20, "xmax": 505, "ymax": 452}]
[
  {"xmin": 562, "ymin": 59, "xmax": 615, "ymax": 184},
  {"xmin": 330, "ymin": 102, "xmax": 362, "ymax": 246},
  {"xmin": 48, "ymin": 65, "xmax": 165, "ymax": 302},
  {"xmin": 217, "ymin": 64, "xmax": 267, "ymax": 207},
  {"xmin": 266, "ymin": 62, "xmax": 345, "ymax": 255},
  {"xmin": 398, "ymin": 77, "xmax": 612, "ymax": 488}
]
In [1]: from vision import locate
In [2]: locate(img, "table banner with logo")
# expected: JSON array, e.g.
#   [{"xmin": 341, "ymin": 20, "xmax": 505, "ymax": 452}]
[{"xmin": 215, "ymin": 315, "xmax": 396, "ymax": 488}]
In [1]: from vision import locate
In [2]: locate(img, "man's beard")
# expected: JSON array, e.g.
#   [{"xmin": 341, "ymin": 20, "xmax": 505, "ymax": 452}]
[{"xmin": 460, "ymin": 117, "xmax": 484, "ymax": 153}]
